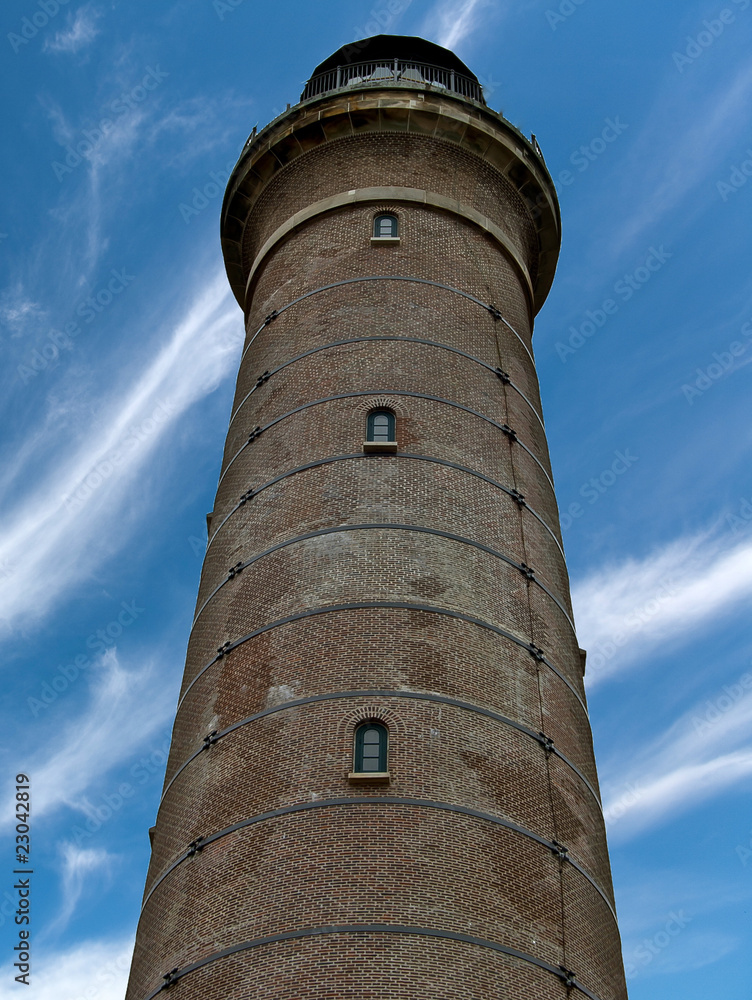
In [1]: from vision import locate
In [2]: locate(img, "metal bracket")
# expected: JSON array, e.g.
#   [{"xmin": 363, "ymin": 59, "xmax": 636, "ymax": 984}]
[
  {"xmin": 239, "ymin": 489, "xmax": 254, "ymax": 505},
  {"xmin": 494, "ymin": 367, "xmax": 511, "ymax": 384},
  {"xmin": 558, "ymin": 966, "xmax": 576, "ymax": 988},
  {"xmin": 228, "ymin": 562, "xmax": 244, "ymax": 579},
  {"xmin": 519, "ymin": 562, "xmax": 535, "ymax": 581},
  {"xmin": 247, "ymin": 426, "xmax": 263, "ymax": 444},
  {"xmin": 551, "ymin": 841, "xmax": 569, "ymax": 861},
  {"xmin": 528, "ymin": 644, "xmax": 545, "ymax": 662},
  {"xmin": 202, "ymin": 730, "xmax": 219, "ymax": 750},
  {"xmin": 255, "ymin": 370, "xmax": 271, "ymax": 387},
  {"xmin": 487, "ymin": 304, "xmax": 502, "ymax": 320},
  {"xmin": 263, "ymin": 310, "xmax": 278, "ymax": 326},
  {"xmin": 162, "ymin": 968, "xmax": 179, "ymax": 988},
  {"xmin": 510, "ymin": 489, "xmax": 526, "ymax": 507},
  {"xmin": 187, "ymin": 837, "xmax": 205, "ymax": 857},
  {"xmin": 501, "ymin": 423, "xmax": 518, "ymax": 442},
  {"xmin": 216, "ymin": 641, "xmax": 232, "ymax": 659},
  {"xmin": 537, "ymin": 732, "xmax": 555, "ymax": 754}
]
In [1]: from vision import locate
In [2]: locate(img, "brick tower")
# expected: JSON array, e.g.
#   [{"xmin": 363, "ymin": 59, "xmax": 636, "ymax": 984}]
[{"xmin": 125, "ymin": 35, "xmax": 628, "ymax": 1000}]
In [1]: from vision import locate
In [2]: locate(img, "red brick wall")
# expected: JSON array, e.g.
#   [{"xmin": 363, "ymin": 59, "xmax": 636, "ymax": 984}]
[{"xmin": 125, "ymin": 89, "xmax": 628, "ymax": 1000}]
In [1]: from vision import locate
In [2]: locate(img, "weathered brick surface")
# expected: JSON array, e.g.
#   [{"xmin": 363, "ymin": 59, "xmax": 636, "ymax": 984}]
[
  {"xmin": 240, "ymin": 133, "xmax": 540, "ymax": 277},
  {"xmin": 125, "ymin": 68, "xmax": 627, "ymax": 1000},
  {"xmin": 195, "ymin": 462, "xmax": 571, "ymax": 617}
]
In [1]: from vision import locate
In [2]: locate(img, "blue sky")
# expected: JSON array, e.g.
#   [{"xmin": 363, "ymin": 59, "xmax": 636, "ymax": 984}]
[{"xmin": 1, "ymin": 0, "xmax": 751, "ymax": 996}]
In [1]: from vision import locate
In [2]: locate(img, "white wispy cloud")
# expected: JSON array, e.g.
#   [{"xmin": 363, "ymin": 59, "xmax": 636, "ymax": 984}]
[
  {"xmin": 44, "ymin": 5, "xmax": 101, "ymax": 54},
  {"xmin": 0, "ymin": 291, "xmax": 46, "ymax": 338},
  {"xmin": 574, "ymin": 528, "xmax": 752, "ymax": 686},
  {"xmin": 616, "ymin": 865, "xmax": 748, "ymax": 979},
  {"xmin": 45, "ymin": 843, "xmax": 113, "ymax": 936},
  {"xmin": 0, "ymin": 269, "xmax": 240, "ymax": 636},
  {"xmin": 603, "ymin": 57, "xmax": 752, "ymax": 261},
  {"xmin": 602, "ymin": 663, "xmax": 752, "ymax": 840},
  {"xmin": 4, "ymin": 648, "xmax": 172, "ymax": 829},
  {"xmin": 0, "ymin": 937, "xmax": 132, "ymax": 1000},
  {"xmin": 43, "ymin": 91, "xmax": 247, "ymax": 277},
  {"xmin": 423, "ymin": 0, "xmax": 497, "ymax": 51}
]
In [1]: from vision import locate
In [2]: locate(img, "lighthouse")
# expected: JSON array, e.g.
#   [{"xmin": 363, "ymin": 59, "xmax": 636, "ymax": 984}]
[{"xmin": 126, "ymin": 34, "xmax": 628, "ymax": 1000}]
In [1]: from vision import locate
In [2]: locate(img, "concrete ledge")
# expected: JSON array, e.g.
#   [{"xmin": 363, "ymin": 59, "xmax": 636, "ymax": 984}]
[
  {"xmin": 245, "ymin": 186, "xmax": 534, "ymax": 308},
  {"xmin": 363, "ymin": 440, "xmax": 398, "ymax": 453},
  {"xmin": 221, "ymin": 91, "xmax": 561, "ymax": 316}
]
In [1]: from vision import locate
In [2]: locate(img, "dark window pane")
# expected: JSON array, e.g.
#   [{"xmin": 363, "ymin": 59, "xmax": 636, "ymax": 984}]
[
  {"xmin": 372, "ymin": 415, "xmax": 390, "ymax": 440},
  {"xmin": 354, "ymin": 722, "xmax": 388, "ymax": 772},
  {"xmin": 374, "ymin": 214, "xmax": 398, "ymax": 238},
  {"xmin": 367, "ymin": 410, "xmax": 395, "ymax": 442}
]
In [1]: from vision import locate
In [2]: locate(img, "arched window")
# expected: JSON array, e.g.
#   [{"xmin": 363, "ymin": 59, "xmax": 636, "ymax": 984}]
[
  {"xmin": 373, "ymin": 213, "xmax": 399, "ymax": 239},
  {"xmin": 366, "ymin": 410, "xmax": 395, "ymax": 443},
  {"xmin": 353, "ymin": 722, "xmax": 388, "ymax": 774}
]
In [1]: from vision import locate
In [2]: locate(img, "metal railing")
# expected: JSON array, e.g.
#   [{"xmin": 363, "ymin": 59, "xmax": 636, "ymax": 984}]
[{"xmin": 301, "ymin": 59, "xmax": 484, "ymax": 104}]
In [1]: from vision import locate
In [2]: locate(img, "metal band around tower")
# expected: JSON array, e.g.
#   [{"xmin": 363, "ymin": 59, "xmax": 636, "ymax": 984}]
[
  {"xmin": 158, "ymin": 690, "xmax": 601, "ymax": 810},
  {"xmin": 219, "ymin": 390, "xmax": 556, "ymax": 496},
  {"xmin": 176, "ymin": 601, "xmax": 587, "ymax": 715},
  {"xmin": 238, "ymin": 275, "xmax": 536, "ymax": 371},
  {"xmin": 143, "ymin": 924, "xmax": 604, "ymax": 1000},
  {"xmin": 229, "ymin": 334, "xmax": 545, "ymax": 432},
  {"xmin": 140, "ymin": 797, "xmax": 617, "ymax": 924},
  {"xmin": 190, "ymin": 523, "xmax": 576, "ymax": 637},
  {"xmin": 207, "ymin": 451, "xmax": 566, "ymax": 563}
]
